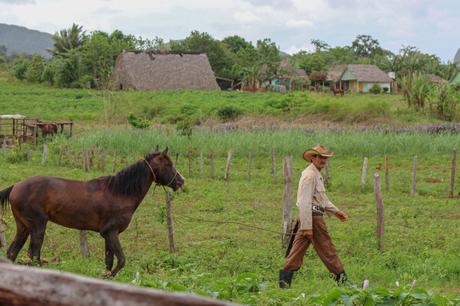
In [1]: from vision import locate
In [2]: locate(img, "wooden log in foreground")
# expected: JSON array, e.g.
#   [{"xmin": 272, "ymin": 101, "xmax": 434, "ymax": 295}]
[{"xmin": 0, "ymin": 262, "xmax": 238, "ymax": 306}]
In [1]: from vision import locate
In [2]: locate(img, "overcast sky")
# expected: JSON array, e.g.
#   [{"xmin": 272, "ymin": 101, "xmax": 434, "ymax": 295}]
[{"xmin": 1, "ymin": 0, "xmax": 458, "ymax": 62}]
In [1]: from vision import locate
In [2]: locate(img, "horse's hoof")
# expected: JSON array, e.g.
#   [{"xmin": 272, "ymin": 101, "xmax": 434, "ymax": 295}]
[
  {"xmin": 17, "ymin": 258, "xmax": 33, "ymax": 265},
  {"xmin": 102, "ymin": 270, "xmax": 113, "ymax": 279},
  {"xmin": 39, "ymin": 258, "xmax": 49, "ymax": 265}
]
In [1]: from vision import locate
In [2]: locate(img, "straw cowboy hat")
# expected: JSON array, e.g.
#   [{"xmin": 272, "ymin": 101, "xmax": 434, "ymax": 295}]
[{"xmin": 303, "ymin": 144, "xmax": 334, "ymax": 161}]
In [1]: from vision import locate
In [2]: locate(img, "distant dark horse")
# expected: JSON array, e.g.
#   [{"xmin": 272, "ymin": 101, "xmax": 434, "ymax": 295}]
[
  {"xmin": 330, "ymin": 87, "xmax": 345, "ymax": 96},
  {"xmin": 0, "ymin": 148, "xmax": 184, "ymax": 277},
  {"xmin": 39, "ymin": 123, "xmax": 58, "ymax": 137}
]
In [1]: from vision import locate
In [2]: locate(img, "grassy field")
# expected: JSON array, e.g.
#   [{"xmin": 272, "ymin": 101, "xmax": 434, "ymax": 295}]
[
  {"xmin": 1, "ymin": 68, "xmax": 459, "ymax": 304},
  {"xmin": 0, "ymin": 66, "xmax": 448, "ymax": 129},
  {"xmin": 0, "ymin": 129, "xmax": 459, "ymax": 305}
]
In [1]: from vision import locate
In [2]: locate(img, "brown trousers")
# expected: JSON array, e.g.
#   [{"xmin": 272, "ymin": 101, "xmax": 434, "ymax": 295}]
[{"xmin": 283, "ymin": 216, "xmax": 344, "ymax": 274}]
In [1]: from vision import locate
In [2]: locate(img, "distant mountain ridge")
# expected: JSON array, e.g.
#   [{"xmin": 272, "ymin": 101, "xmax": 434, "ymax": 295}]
[{"xmin": 0, "ymin": 23, "xmax": 53, "ymax": 58}]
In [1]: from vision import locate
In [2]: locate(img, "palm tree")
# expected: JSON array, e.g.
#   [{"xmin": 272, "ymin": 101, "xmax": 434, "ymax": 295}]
[{"xmin": 48, "ymin": 23, "xmax": 86, "ymax": 56}]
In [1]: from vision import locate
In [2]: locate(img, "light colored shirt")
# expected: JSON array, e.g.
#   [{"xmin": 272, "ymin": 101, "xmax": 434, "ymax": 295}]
[{"xmin": 296, "ymin": 163, "xmax": 340, "ymax": 230}]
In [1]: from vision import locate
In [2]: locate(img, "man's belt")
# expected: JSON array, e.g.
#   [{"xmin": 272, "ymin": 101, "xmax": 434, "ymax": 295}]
[{"xmin": 312, "ymin": 205, "xmax": 324, "ymax": 216}]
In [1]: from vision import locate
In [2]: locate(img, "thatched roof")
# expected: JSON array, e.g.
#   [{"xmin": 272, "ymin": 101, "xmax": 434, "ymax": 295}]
[
  {"xmin": 344, "ymin": 64, "xmax": 392, "ymax": 82},
  {"xmin": 278, "ymin": 59, "xmax": 307, "ymax": 78},
  {"xmin": 326, "ymin": 65, "xmax": 346, "ymax": 82},
  {"xmin": 111, "ymin": 51, "xmax": 220, "ymax": 91},
  {"xmin": 426, "ymin": 74, "xmax": 448, "ymax": 84}
]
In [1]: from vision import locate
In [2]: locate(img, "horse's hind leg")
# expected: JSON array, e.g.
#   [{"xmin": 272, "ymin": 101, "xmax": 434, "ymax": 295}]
[
  {"xmin": 29, "ymin": 219, "xmax": 48, "ymax": 264},
  {"xmin": 6, "ymin": 221, "xmax": 30, "ymax": 262}
]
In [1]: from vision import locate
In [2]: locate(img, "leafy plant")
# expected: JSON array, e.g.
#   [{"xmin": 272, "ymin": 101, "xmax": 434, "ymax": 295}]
[
  {"xmin": 127, "ymin": 113, "xmax": 151, "ymax": 129},
  {"xmin": 216, "ymin": 105, "xmax": 243, "ymax": 121},
  {"xmin": 369, "ymin": 83, "xmax": 382, "ymax": 94}
]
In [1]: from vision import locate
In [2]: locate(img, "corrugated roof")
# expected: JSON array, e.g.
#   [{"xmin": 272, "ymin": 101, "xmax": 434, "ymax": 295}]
[
  {"xmin": 344, "ymin": 64, "xmax": 392, "ymax": 82},
  {"xmin": 111, "ymin": 51, "xmax": 220, "ymax": 91}
]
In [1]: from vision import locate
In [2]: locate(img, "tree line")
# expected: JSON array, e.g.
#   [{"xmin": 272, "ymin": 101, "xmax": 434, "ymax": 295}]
[{"xmin": 1, "ymin": 25, "xmax": 458, "ymax": 92}]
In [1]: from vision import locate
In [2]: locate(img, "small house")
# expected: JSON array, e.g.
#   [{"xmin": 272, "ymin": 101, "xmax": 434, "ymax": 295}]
[{"xmin": 340, "ymin": 64, "xmax": 392, "ymax": 93}]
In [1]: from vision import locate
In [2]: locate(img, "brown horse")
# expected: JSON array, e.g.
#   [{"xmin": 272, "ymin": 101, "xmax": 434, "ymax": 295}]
[
  {"xmin": 0, "ymin": 148, "xmax": 184, "ymax": 277},
  {"xmin": 38, "ymin": 122, "xmax": 58, "ymax": 137},
  {"xmin": 330, "ymin": 87, "xmax": 345, "ymax": 96}
]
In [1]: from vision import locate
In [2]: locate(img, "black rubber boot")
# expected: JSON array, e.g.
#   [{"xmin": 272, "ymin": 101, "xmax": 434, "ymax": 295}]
[
  {"xmin": 279, "ymin": 269, "xmax": 293, "ymax": 289},
  {"xmin": 333, "ymin": 271, "xmax": 350, "ymax": 286}
]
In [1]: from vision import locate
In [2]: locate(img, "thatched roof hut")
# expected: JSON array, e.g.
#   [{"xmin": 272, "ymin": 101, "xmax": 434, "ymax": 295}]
[
  {"xmin": 326, "ymin": 65, "xmax": 347, "ymax": 83},
  {"xmin": 277, "ymin": 59, "xmax": 308, "ymax": 78},
  {"xmin": 425, "ymin": 74, "xmax": 448, "ymax": 84},
  {"xmin": 343, "ymin": 64, "xmax": 392, "ymax": 83},
  {"xmin": 111, "ymin": 51, "xmax": 220, "ymax": 91}
]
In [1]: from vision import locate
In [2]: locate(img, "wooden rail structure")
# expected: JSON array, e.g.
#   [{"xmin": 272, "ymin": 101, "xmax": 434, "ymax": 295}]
[
  {"xmin": 0, "ymin": 261, "xmax": 237, "ymax": 306},
  {"xmin": 0, "ymin": 115, "xmax": 73, "ymax": 147}
]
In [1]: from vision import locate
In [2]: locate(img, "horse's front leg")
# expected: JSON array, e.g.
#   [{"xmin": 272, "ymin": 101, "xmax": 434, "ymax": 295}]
[
  {"xmin": 102, "ymin": 231, "xmax": 125, "ymax": 277},
  {"xmin": 104, "ymin": 239, "xmax": 114, "ymax": 272}
]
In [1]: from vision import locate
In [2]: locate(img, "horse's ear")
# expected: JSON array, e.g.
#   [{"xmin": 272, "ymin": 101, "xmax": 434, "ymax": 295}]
[{"xmin": 162, "ymin": 147, "xmax": 169, "ymax": 155}]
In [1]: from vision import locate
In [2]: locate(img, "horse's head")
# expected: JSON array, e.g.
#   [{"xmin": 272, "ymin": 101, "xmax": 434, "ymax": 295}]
[{"xmin": 146, "ymin": 148, "xmax": 184, "ymax": 191}]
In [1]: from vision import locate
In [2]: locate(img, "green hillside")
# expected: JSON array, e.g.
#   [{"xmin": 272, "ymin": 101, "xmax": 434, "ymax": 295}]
[{"xmin": 0, "ymin": 23, "xmax": 53, "ymax": 57}]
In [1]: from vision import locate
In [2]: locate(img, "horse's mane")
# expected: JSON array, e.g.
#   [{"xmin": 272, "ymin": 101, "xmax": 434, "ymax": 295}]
[{"xmin": 106, "ymin": 152, "xmax": 159, "ymax": 197}]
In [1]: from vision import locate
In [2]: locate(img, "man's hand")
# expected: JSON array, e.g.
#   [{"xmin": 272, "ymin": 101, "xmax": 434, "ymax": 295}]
[
  {"xmin": 300, "ymin": 229, "xmax": 313, "ymax": 240},
  {"xmin": 335, "ymin": 211, "xmax": 349, "ymax": 222}
]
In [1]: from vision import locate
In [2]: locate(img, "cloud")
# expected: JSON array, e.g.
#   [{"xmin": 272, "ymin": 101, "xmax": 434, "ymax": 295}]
[
  {"xmin": 0, "ymin": 0, "xmax": 35, "ymax": 4},
  {"xmin": 0, "ymin": 0, "xmax": 457, "ymax": 61}
]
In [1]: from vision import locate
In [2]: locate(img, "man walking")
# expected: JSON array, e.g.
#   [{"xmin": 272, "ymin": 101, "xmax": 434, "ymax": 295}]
[{"xmin": 279, "ymin": 144, "xmax": 350, "ymax": 288}]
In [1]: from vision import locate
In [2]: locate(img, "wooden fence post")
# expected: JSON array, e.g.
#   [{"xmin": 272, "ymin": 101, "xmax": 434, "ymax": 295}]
[
  {"xmin": 165, "ymin": 192, "xmax": 176, "ymax": 253},
  {"xmin": 411, "ymin": 156, "xmax": 417, "ymax": 196},
  {"xmin": 224, "ymin": 150, "xmax": 232, "ymax": 182},
  {"xmin": 361, "ymin": 157, "xmax": 368, "ymax": 187},
  {"xmin": 83, "ymin": 148, "xmax": 90, "ymax": 172},
  {"xmin": 79, "ymin": 230, "xmax": 90, "ymax": 257},
  {"xmin": 449, "ymin": 148, "xmax": 456, "ymax": 198},
  {"xmin": 374, "ymin": 173, "xmax": 384, "ymax": 251},
  {"xmin": 282, "ymin": 156, "xmax": 293, "ymax": 247},
  {"xmin": 209, "ymin": 151, "xmax": 215, "ymax": 179},
  {"xmin": 384, "ymin": 155, "xmax": 389, "ymax": 192},
  {"xmin": 33, "ymin": 125, "xmax": 37, "ymax": 149},
  {"xmin": 41, "ymin": 144, "xmax": 48, "ymax": 165}
]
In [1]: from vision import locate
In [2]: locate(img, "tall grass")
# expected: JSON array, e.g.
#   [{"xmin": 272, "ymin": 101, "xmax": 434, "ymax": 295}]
[{"xmin": 51, "ymin": 128, "xmax": 460, "ymax": 158}]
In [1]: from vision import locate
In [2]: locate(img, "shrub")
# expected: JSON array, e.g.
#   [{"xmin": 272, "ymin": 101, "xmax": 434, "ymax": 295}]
[
  {"xmin": 430, "ymin": 84, "xmax": 458, "ymax": 121},
  {"xmin": 127, "ymin": 113, "xmax": 151, "ymax": 129},
  {"xmin": 26, "ymin": 55, "xmax": 46, "ymax": 83},
  {"xmin": 369, "ymin": 83, "xmax": 382, "ymax": 94},
  {"xmin": 10, "ymin": 57, "xmax": 30, "ymax": 80},
  {"xmin": 216, "ymin": 105, "xmax": 243, "ymax": 121}
]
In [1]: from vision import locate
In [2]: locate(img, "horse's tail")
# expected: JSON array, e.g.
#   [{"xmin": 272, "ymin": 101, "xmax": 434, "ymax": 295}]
[{"xmin": 0, "ymin": 185, "xmax": 13, "ymax": 211}]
